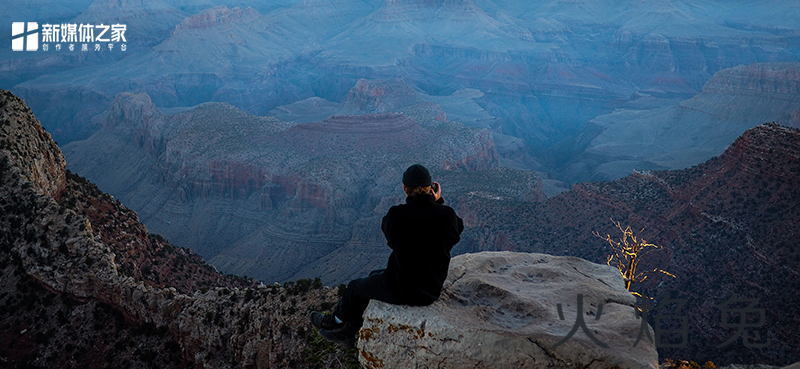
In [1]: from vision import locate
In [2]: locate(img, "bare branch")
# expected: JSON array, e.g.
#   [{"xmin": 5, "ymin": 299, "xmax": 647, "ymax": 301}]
[{"xmin": 596, "ymin": 220, "xmax": 675, "ymax": 299}]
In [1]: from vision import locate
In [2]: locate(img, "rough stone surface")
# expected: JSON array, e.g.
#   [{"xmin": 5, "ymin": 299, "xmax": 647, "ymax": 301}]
[
  {"xmin": 0, "ymin": 90, "xmax": 66, "ymax": 200},
  {"xmin": 358, "ymin": 251, "xmax": 657, "ymax": 369}
]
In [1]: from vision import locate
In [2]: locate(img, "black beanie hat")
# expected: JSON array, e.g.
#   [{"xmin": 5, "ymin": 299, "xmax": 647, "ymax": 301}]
[{"xmin": 403, "ymin": 164, "xmax": 432, "ymax": 187}]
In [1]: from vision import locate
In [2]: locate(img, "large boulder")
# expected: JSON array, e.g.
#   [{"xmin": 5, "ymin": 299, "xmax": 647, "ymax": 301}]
[{"xmin": 357, "ymin": 251, "xmax": 658, "ymax": 368}]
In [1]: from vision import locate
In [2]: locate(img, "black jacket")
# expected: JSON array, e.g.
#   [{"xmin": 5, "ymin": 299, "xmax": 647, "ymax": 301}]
[{"xmin": 381, "ymin": 194, "xmax": 464, "ymax": 305}]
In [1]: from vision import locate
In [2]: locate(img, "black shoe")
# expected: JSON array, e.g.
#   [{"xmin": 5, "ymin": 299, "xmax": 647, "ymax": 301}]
[
  {"xmin": 318, "ymin": 323, "xmax": 359, "ymax": 349},
  {"xmin": 310, "ymin": 311, "xmax": 344, "ymax": 330}
]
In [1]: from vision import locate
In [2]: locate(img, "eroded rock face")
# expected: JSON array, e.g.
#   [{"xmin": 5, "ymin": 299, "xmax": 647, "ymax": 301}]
[
  {"xmin": 0, "ymin": 89, "xmax": 345, "ymax": 368},
  {"xmin": 357, "ymin": 252, "xmax": 657, "ymax": 369},
  {"xmin": 0, "ymin": 90, "xmax": 66, "ymax": 200},
  {"xmin": 701, "ymin": 63, "xmax": 800, "ymax": 96}
]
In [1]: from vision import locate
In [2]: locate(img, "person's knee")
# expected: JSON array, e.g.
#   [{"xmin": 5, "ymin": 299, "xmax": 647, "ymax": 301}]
[
  {"xmin": 344, "ymin": 274, "xmax": 379, "ymax": 301},
  {"xmin": 346, "ymin": 277, "xmax": 364, "ymax": 294},
  {"xmin": 347, "ymin": 279, "xmax": 359, "ymax": 289}
]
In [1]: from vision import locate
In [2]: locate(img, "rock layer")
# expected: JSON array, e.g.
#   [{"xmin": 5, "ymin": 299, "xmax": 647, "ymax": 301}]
[
  {"xmin": 702, "ymin": 63, "xmax": 800, "ymax": 95},
  {"xmin": 358, "ymin": 252, "xmax": 658, "ymax": 369}
]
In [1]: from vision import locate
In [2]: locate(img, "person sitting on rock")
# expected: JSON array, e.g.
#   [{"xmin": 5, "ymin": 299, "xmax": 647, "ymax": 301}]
[{"xmin": 310, "ymin": 163, "xmax": 464, "ymax": 348}]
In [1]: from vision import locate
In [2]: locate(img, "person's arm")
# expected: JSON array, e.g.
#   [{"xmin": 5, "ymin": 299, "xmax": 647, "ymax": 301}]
[
  {"xmin": 432, "ymin": 181, "xmax": 445, "ymax": 204},
  {"xmin": 438, "ymin": 207, "xmax": 463, "ymax": 252}
]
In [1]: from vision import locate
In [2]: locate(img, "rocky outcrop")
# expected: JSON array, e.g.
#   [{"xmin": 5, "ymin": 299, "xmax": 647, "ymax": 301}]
[
  {"xmin": 701, "ymin": 63, "xmax": 800, "ymax": 96},
  {"xmin": 105, "ymin": 92, "xmax": 167, "ymax": 157},
  {"xmin": 358, "ymin": 252, "xmax": 657, "ymax": 369},
  {"xmin": 0, "ymin": 90, "xmax": 348, "ymax": 368},
  {"xmin": 0, "ymin": 90, "xmax": 66, "ymax": 199},
  {"xmin": 343, "ymin": 78, "xmax": 449, "ymax": 122}
]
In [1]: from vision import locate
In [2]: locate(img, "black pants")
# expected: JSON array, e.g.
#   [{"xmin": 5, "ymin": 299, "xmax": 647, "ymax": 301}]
[{"xmin": 335, "ymin": 269, "xmax": 402, "ymax": 323}]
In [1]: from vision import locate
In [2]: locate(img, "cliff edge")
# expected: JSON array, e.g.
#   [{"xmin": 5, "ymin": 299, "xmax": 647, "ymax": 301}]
[{"xmin": 358, "ymin": 252, "xmax": 658, "ymax": 369}]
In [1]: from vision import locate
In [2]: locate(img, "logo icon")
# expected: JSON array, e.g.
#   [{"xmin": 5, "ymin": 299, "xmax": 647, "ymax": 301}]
[{"xmin": 12, "ymin": 22, "xmax": 38, "ymax": 51}]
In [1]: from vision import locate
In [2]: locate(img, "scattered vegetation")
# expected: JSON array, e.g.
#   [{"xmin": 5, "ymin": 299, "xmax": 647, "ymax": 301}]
[{"xmin": 283, "ymin": 277, "xmax": 324, "ymax": 296}]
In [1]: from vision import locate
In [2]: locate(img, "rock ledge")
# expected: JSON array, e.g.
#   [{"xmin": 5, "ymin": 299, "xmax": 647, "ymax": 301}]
[{"xmin": 358, "ymin": 251, "xmax": 658, "ymax": 369}]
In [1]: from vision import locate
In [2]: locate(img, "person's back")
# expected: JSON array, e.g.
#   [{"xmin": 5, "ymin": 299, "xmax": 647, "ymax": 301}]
[
  {"xmin": 310, "ymin": 164, "xmax": 464, "ymax": 347},
  {"xmin": 382, "ymin": 191, "xmax": 462, "ymax": 305}
]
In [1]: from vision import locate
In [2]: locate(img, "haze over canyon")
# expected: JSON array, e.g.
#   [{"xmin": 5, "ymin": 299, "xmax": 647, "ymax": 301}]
[{"xmin": 2, "ymin": 0, "xmax": 800, "ymax": 366}]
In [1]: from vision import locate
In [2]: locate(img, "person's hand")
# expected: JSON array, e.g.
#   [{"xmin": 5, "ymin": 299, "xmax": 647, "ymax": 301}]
[{"xmin": 432, "ymin": 181, "xmax": 441, "ymax": 201}]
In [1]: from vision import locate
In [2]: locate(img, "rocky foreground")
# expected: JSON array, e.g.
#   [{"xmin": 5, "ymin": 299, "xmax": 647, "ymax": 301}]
[{"xmin": 359, "ymin": 252, "xmax": 658, "ymax": 369}]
